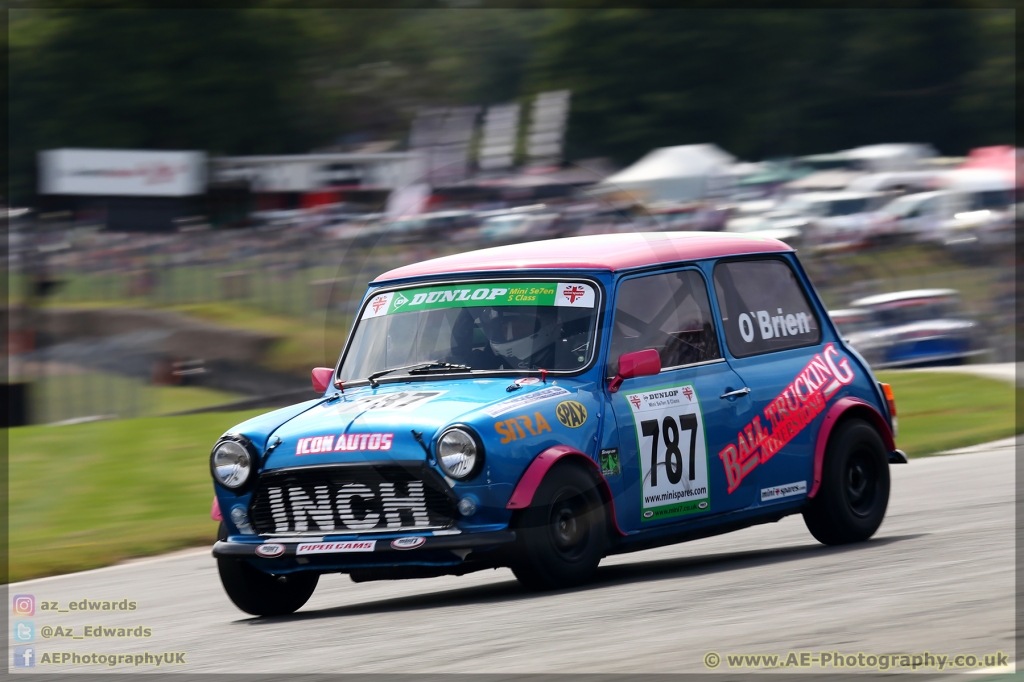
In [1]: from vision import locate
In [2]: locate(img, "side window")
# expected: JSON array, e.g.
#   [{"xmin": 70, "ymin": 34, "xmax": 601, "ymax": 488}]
[
  {"xmin": 609, "ymin": 270, "xmax": 721, "ymax": 374},
  {"xmin": 713, "ymin": 259, "xmax": 821, "ymax": 357}
]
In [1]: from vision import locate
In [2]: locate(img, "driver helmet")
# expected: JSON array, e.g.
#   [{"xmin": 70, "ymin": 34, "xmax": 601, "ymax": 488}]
[{"xmin": 479, "ymin": 307, "xmax": 560, "ymax": 368}]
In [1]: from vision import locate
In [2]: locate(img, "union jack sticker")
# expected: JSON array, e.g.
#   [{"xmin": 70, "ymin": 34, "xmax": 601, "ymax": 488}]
[{"xmin": 554, "ymin": 282, "xmax": 595, "ymax": 308}]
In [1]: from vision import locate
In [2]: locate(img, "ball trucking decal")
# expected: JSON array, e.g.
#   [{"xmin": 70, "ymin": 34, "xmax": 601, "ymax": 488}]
[{"xmin": 718, "ymin": 343, "xmax": 856, "ymax": 493}]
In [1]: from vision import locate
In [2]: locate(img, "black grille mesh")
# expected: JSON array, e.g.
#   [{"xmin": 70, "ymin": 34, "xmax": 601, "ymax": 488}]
[{"xmin": 249, "ymin": 464, "xmax": 456, "ymax": 536}]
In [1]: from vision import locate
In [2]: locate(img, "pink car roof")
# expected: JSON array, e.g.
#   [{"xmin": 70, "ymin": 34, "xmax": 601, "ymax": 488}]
[{"xmin": 375, "ymin": 232, "xmax": 792, "ymax": 282}]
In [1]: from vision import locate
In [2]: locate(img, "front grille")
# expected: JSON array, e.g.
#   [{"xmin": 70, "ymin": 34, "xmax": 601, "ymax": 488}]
[{"xmin": 250, "ymin": 463, "xmax": 456, "ymax": 536}]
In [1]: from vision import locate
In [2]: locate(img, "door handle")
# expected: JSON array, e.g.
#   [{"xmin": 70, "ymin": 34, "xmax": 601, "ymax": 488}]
[{"xmin": 720, "ymin": 387, "xmax": 751, "ymax": 399}]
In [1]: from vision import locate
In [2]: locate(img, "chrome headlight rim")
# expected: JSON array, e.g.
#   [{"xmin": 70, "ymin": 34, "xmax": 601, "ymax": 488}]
[
  {"xmin": 435, "ymin": 425, "xmax": 485, "ymax": 481},
  {"xmin": 209, "ymin": 434, "xmax": 258, "ymax": 492}
]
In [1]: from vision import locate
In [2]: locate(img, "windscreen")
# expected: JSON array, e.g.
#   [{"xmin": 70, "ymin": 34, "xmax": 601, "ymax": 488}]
[{"xmin": 340, "ymin": 281, "xmax": 599, "ymax": 381}]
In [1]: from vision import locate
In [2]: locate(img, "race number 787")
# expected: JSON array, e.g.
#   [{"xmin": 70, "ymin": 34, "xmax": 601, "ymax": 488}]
[{"xmin": 641, "ymin": 414, "xmax": 698, "ymax": 486}]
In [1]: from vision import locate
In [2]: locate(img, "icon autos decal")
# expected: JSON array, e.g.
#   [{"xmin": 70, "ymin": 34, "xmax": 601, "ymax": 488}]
[
  {"xmin": 719, "ymin": 343, "xmax": 856, "ymax": 494},
  {"xmin": 296, "ymin": 433, "xmax": 394, "ymax": 455}
]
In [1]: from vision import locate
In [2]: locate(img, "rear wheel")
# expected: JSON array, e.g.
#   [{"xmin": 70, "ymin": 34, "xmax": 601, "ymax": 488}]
[
  {"xmin": 510, "ymin": 463, "xmax": 606, "ymax": 590},
  {"xmin": 216, "ymin": 522, "xmax": 318, "ymax": 617},
  {"xmin": 803, "ymin": 419, "xmax": 890, "ymax": 545}
]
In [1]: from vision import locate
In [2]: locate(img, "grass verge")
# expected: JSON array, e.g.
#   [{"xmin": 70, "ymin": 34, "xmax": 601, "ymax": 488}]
[
  {"xmin": 876, "ymin": 371, "xmax": 1018, "ymax": 457},
  {"xmin": 9, "ymin": 410, "xmax": 264, "ymax": 583},
  {"xmin": 7, "ymin": 371, "xmax": 1016, "ymax": 582}
]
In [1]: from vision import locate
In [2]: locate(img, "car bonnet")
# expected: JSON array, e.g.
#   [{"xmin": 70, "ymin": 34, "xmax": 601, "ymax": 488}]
[{"xmin": 262, "ymin": 378, "xmax": 582, "ymax": 470}]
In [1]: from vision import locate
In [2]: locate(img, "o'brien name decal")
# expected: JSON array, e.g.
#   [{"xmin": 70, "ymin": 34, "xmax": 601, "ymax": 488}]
[
  {"xmin": 361, "ymin": 281, "xmax": 595, "ymax": 319},
  {"xmin": 296, "ymin": 433, "xmax": 393, "ymax": 455},
  {"xmin": 720, "ymin": 343, "xmax": 855, "ymax": 493},
  {"xmin": 737, "ymin": 308, "xmax": 813, "ymax": 342}
]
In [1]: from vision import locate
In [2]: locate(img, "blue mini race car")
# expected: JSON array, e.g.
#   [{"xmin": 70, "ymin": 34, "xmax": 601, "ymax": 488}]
[{"xmin": 210, "ymin": 232, "xmax": 904, "ymax": 616}]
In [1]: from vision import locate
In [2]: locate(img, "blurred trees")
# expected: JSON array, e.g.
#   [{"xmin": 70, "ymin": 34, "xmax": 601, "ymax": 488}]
[
  {"xmin": 10, "ymin": 8, "xmax": 323, "ymax": 201},
  {"xmin": 530, "ymin": 8, "xmax": 1015, "ymax": 163},
  {"xmin": 8, "ymin": 6, "xmax": 1015, "ymax": 203}
]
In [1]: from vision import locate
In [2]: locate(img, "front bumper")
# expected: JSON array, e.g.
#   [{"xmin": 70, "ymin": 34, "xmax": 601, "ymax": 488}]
[{"xmin": 212, "ymin": 530, "xmax": 516, "ymax": 566}]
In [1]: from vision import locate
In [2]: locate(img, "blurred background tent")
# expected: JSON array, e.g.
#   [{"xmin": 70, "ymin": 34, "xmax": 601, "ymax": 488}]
[{"xmin": 596, "ymin": 144, "xmax": 736, "ymax": 202}]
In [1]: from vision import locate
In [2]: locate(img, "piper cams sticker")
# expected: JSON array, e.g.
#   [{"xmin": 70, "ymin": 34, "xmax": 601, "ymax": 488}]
[
  {"xmin": 296, "ymin": 541, "xmax": 376, "ymax": 555},
  {"xmin": 624, "ymin": 383, "xmax": 710, "ymax": 521}
]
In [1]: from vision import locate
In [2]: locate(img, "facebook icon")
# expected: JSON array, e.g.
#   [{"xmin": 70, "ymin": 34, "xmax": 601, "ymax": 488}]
[{"xmin": 13, "ymin": 646, "xmax": 35, "ymax": 668}]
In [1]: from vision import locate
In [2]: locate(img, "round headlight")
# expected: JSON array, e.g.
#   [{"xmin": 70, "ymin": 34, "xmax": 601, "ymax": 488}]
[
  {"xmin": 437, "ymin": 427, "xmax": 483, "ymax": 480},
  {"xmin": 210, "ymin": 438, "xmax": 253, "ymax": 490}
]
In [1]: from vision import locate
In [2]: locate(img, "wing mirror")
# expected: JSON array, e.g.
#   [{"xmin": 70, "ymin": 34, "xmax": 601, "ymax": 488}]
[
  {"xmin": 311, "ymin": 367, "xmax": 334, "ymax": 393},
  {"xmin": 608, "ymin": 349, "xmax": 661, "ymax": 393}
]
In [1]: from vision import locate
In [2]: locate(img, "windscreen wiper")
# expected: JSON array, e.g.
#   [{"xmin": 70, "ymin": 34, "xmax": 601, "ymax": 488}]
[{"xmin": 366, "ymin": 361, "xmax": 472, "ymax": 388}]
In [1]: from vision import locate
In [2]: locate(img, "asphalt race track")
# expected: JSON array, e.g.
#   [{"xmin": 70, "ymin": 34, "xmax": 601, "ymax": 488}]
[{"xmin": 11, "ymin": 438, "xmax": 1015, "ymax": 674}]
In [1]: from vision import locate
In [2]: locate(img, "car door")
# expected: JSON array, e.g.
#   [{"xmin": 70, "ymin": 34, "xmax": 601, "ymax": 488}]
[
  {"xmin": 711, "ymin": 256, "xmax": 835, "ymax": 508},
  {"xmin": 606, "ymin": 267, "xmax": 759, "ymax": 533}
]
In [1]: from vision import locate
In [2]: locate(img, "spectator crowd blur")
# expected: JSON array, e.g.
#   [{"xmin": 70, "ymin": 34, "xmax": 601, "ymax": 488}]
[{"xmin": 5, "ymin": 8, "xmax": 1016, "ymax": 426}]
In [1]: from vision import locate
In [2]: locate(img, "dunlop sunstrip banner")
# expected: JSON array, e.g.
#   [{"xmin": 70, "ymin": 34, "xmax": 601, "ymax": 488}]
[{"xmin": 362, "ymin": 282, "xmax": 596, "ymax": 319}]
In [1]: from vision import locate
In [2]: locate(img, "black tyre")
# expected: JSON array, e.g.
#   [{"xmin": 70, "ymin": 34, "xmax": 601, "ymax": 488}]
[
  {"xmin": 803, "ymin": 419, "xmax": 890, "ymax": 545},
  {"xmin": 216, "ymin": 523, "xmax": 318, "ymax": 617},
  {"xmin": 510, "ymin": 463, "xmax": 607, "ymax": 590}
]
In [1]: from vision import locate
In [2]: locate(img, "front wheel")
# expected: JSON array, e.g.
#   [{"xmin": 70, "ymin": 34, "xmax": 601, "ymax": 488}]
[
  {"xmin": 803, "ymin": 419, "xmax": 890, "ymax": 545},
  {"xmin": 510, "ymin": 463, "xmax": 607, "ymax": 591},
  {"xmin": 216, "ymin": 523, "xmax": 318, "ymax": 617}
]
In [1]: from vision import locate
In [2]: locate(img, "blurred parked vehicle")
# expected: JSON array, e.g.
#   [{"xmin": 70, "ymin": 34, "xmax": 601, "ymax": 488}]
[
  {"xmin": 727, "ymin": 191, "xmax": 888, "ymax": 246},
  {"xmin": 644, "ymin": 200, "xmax": 728, "ymax": 231},
  {"xmin": 833, "ymin": 289, "xmax": 981, "ymax": 368},
  {"xmin": 476, "ymin": 211, "xmax": 559, "ymax": 243},
  {"xmin": 865, "ymin": 183, "xmax": 1015, "ymax": 244}
]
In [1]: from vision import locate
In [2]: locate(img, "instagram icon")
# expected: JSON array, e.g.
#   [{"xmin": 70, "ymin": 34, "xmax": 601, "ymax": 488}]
[{"xmin": 12, "ymin": 595, "xmax": 34, "ymax": 616}]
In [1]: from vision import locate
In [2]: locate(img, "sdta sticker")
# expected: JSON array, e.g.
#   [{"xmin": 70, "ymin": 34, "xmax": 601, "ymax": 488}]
[
  {"xmin": 494, "ymin": 412, "xmax": 552, "ymax": 444},
  {"xmin": 624, "ymin": 383, "xmax": 710, "ymax": 521}
]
